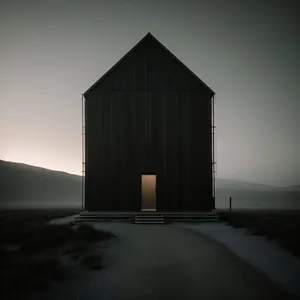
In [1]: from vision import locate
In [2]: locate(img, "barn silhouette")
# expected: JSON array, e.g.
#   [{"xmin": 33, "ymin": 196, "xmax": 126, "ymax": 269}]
[{"xmin": 81, "ymin": 32, "xmax": 216, "ymax": 220}]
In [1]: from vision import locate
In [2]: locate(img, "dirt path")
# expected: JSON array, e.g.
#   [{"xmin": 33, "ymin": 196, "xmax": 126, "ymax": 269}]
[{"xmin": 30, "ymin": 223, "xmax": 297, "ymax": 300}]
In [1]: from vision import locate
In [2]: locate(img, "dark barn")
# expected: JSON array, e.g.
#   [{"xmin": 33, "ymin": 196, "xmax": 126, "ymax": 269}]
[{"xmin": 82, "ymin": 33, "xmax": 216, "ymax": 213}]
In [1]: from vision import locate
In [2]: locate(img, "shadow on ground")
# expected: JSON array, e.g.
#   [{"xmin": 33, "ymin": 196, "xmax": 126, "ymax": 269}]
[{"xmin": 0, "ymin": 209, "xmax": 115, "ymax": 298}]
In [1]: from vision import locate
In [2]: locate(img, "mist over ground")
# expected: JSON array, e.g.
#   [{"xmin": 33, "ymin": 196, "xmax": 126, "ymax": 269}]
[
  {"xmin": 0, "ymin": 159, "xmax": 299, "ymax": 210},
  {"xmin": 0, "ymin": 160, "xmax": 82, "ymax": 209}
]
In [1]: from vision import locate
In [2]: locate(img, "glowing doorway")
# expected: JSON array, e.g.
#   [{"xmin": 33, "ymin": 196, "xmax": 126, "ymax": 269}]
[{"xmin": 141, "ymin": 174, "xmax": 156, "ymax": 211}]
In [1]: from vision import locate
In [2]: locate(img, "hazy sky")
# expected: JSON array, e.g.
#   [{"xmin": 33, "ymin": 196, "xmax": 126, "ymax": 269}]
[{"xmin": 0, "ymin": 0, "xmax": 299, "ymax": 186}]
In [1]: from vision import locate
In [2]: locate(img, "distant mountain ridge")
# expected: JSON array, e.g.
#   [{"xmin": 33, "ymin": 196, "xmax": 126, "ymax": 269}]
[
  {"xmin": 0, "ymin": 159, "xmax": 82, "ymax": 209},
  {"xmin": 0, "ymin": 159, "xmax": 81, "ymax": 178}
]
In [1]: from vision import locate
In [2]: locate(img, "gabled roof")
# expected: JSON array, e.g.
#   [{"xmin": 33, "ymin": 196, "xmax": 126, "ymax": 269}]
[{"xmin": 84, "ymin": 32, "xmax": 215, "ymax": 96}]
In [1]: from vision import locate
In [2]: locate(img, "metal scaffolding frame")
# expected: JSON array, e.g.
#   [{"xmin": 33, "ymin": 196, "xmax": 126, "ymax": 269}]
[
  {"xmin": 212, "ymin": 94, "xmax": 216, "ymax": 207},
  {"xmin": 81, "ymin": 94, "xmax": 86, "ymax": 212}
]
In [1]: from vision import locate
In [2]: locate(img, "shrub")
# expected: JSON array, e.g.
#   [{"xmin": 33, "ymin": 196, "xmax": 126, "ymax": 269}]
[
  {"xmin": 0, "ymin": 251, "xmax": 16, "ymax": 270},
  {"xmin": 74, "ymin": 224, "xmax": 96, "ymax": 242},
  {"xmin": 70, "ymin": 252, "xmax": 81, "ymax": 261},
  {"xmin": 277, "ymin": 223, "xmax": 300, "ymax": 251},
  {"xmin": 75, "ymin": 224, "xmax": 115, "ymax": 242},
  {"xmin": 264, "ymin": 218, "xmax": 287, "ymax": 240},
  {"xmin": 248, "ymin": 218, "xmax": 269, "ymax": 236},
  {"xmin": 20, "ymin": 224, "xmax": 76, "ymax": 254},
  {"xmin": 63, "ymin": 240, "xmax": 92, "ymax": 262},
  {"xmin": 10, "ymin": 254, "xmax": 67, "ymax": 291},
  {"xmin": 229, "ymin": 215, "xmax": 246, "ymax": 228},
  {"xmin": 81, "ymin": 254, "xmax": 103, "ymax": 270},
  {"xmin": 0, "ymin": 225, "xmax": 33, "ymax": 245}
]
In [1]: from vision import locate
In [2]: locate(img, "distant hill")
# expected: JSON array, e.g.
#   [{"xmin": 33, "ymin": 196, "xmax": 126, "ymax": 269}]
[
  {"xmin": 0, "ymin": 160, "xmax": 82, "ymax": 209},
  {"xmin": 215, "ymin": 178, "xmax": 299, "ymax": 192},
  {"xmin": 290, "ymin": 185, "xmax": 300, "ymax": 189},
  {"xmin": 215, "ymin": 178, "xmax": 300, "ymax": 210},
  {"xmin": 0, "ymin": 159, "xmax": 298, "ymax": 210}
]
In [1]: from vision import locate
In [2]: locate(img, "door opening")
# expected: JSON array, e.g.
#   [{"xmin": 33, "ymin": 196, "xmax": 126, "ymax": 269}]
[{"xmin": 141, "ymin": 174, "xmax": 156, "ymax": 211}]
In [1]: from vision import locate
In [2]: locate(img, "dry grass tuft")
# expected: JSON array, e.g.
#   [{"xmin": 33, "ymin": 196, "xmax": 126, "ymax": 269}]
[
  {"xmin": 80, "ymin": 254, "xmax": 103, "ymax": 270},
  {"xmin": 218, "ymin": 211, "xmax": 300, "ymax": 258},
  {"xmin": 0, "ymin": 210, "xmax": 115, "ymax": 296}
]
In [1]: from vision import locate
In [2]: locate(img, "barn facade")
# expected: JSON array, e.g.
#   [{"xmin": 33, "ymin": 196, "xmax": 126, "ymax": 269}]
[{"xmin": 82, "ymin": 32, "xmax": 216, "ymax": 212}]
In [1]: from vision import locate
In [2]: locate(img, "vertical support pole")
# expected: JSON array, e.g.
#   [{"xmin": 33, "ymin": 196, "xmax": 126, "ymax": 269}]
[
  {"xmin": 212, "ymin": 94, "xmax": 216, "ymax": 210},
  {"xmin": 81, "ymin": 94, "xmax": 85, "ymax": 212},
  {"xmin": 229, "ymin": 196, "xmax": 232, "ymax": 212},
  {"xmin": 144, "ymin": 59, "xmax": 147, "ymax": 145}
]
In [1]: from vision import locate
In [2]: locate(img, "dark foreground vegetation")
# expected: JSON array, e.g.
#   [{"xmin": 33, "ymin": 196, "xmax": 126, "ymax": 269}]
[
  {"xmin": 218, "ymin": 210, "xmax": 300, "ymax": 259},
  {"xmin": 0, "ymin": 209, "xmax": 115, "ymax": 298}
]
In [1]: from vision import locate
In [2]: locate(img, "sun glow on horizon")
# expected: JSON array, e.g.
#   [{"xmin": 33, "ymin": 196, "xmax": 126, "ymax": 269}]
[{"xmin": 1, "ymin": 149, "xmax": 82, "ymax": 176}]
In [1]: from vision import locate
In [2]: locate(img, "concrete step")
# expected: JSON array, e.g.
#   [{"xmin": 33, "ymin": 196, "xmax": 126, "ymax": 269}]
[
  {"xmin": 78, "ymin": 216, "xmax": 133, "ymax": 220},
  {"xmin": 78, "ymin": 213, "xmax": 131, "ymax": 217},
  {"xmin": 74, "ymin": 212, "xmax": 220, "ymax": 224},
  {"xmin": 80, "ymin": 212, "xmax": 217, "ymax": 216},
  {"xmin": 135, "ymin": 218, "xmax": 164, "ymax": 221},
  {"xmin": 134, "ymin": 216, "xmax": 163, "ymax": 218},
  {"xmin": 165, "ymin": 216, "xmax": 218, "ymax": 218},
  {"xmin": 134, "ymin": 221, "xmax": 165, "ymax": 224},
  {"xmin": 165, "ymin": 218, "xmax": 219, "ymax": 222},
  {"xmin": 74, "ymin": 218, "xmax": 132, "ymax": 223},
  {"xmin": 165, "ymin": 217, "xmax": 218, "ymax": 220},
  {"xmin": 134, "ymin": 214, "xmax": 165, "ymax": 224}
]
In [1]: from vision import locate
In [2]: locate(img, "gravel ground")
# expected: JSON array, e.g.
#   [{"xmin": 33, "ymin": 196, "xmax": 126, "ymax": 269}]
[
  {"xmin": 175, "ymin": 222, "xmax": 300, "ymax": 297},
  {"xmin": 27, "ymin": 219, "xmax": 299, "ymax": 300}
]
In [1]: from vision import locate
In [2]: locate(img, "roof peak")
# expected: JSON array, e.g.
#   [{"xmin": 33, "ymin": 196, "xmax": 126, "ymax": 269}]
[
  {"xmin": 142, "ymin": 32, "xmax": 156, "ymax": 41},
  {"xmin": 84, "ymin": 32, "xmax": 215, "ymax": 96}
]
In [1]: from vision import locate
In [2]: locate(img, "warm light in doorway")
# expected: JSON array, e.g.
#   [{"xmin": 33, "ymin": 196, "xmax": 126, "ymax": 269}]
[{"xmin": 141, "ymin": 175, "xmax": 156, "ymax": 211}]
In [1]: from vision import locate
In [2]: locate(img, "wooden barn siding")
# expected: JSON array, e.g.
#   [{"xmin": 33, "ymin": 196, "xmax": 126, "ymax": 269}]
[
  {"xmin": 90, "ymin": 37, "xmax": 210, "ymax": 92},
  {"xmin": 85, "ymin": 89, "xmax": 212, "ymax": 211},
  {"xmin": 85, "ymin": 41, "xmax": 213, "ymax": 211}
]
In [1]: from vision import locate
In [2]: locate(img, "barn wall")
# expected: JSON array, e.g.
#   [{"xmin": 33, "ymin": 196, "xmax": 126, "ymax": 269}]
[
  {"xmin": 84, "ymin": 37, "xmax": 214, "ymax": 211},
  {"xmin": 85, "ymin": 91, "xmax": 213, "ymax": 211}
]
